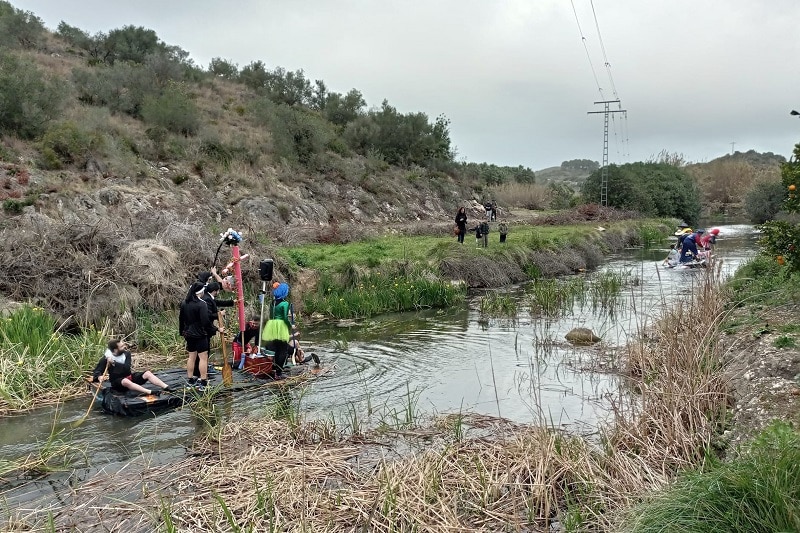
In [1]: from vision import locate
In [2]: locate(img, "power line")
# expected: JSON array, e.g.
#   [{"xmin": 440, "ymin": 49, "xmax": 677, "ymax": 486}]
[
  {"xmin": 590, "ymin": 0, "xmax": 619, "ymax": 101},
  {"xmin": 570, "ymin": 0, "xmax": 605, "ymax": 100}
]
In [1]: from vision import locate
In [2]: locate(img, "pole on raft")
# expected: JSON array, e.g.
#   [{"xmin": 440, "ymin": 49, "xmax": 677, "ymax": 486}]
[{"xmin": 220, "ymin": 229, "xmax": 246, "ymax": 380}]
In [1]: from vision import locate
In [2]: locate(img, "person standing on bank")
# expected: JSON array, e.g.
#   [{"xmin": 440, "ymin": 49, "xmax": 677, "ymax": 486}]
[
  {"xmin": 262, "ymin": 283, "xmax": 295, "ymax": 379},
  {"xmin": 498, "ymin": 220, "xmax": 508, "ymax": 243},
  {"xmin": 179, "ymin": 282, "xmax": 217, "ymax": 391},
  {"xmin": 490, "ymin": 200, "xmax": 498, "ymax": 221},
  {"xmin": 455, "ymin": 207, "xmax": 467, "ymax": 244}
]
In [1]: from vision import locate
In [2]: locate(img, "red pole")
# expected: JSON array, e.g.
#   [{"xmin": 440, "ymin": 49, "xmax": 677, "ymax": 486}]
[{"xmin": 232, "ymin": 244, "xmax": 246, "ymax": 344}]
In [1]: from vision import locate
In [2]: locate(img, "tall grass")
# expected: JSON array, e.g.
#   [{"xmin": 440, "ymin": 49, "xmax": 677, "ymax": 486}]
[
  {"xmin": 303, "ymin": 270, "xmax": 465, "ymax": 319},
  {"xmin": 624, "ymin": 422, "xmax": 800, "ymax": 533},
  {"xmin": 0, "ymin": 305, "xmax": 106, "ymax": 412}
]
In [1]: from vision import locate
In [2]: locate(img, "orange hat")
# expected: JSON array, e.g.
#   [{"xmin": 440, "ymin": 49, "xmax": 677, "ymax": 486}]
[{"xmin": 273, "ymin": 282, "xmax": 280, "ymax": 289}]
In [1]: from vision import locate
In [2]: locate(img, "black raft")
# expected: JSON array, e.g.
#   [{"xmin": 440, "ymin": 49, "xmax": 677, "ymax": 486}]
[{"xmin": 90, "ymin": 366, "xmax": 315, "ymax": 417}]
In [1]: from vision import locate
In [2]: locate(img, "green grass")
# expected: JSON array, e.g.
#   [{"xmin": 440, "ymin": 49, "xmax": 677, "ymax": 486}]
[
  {"xmin": 624, "ymin": 422, "xmax": 800, "ymax": 533},
  {"xmin": 281, "ymin": 221, "xmax": 650, "ymax": 273},
  {"xmin": 303, "ymin": 270, "xmax": 465, "ymax": 319},
  {"xmin": 773, "ymin": 335, "xmax": 797, "ymax": 349},
  {"xmin": 0, "ymin": 305, "xmax": 107, "ymax": 411},
  {"xmin": 478, "ymin": 292, "xmax": 518, "ymax": 317}
]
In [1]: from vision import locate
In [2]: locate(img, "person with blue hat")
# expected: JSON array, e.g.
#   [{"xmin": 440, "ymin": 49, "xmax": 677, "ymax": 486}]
[{"xmin": 262, "ymin": 282, "xmax": 294, "ymax": 379}]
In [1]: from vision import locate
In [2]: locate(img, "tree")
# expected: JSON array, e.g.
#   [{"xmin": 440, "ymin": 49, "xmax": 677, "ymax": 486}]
[
  {"xmin": 581, "ymin": 162, "xmax": 701, "ymax": 223},
  {"xmin": 325, "ymin": 89, "xmax": 365, "ymax": 126},
  {"xmin": 208, "ymin": 58, "xmax": 239, "ymax": 80},
  {"xmin": 745, "ymin": 181, "xmax": 785, "ymax": 224},
  {"xmin": 759, "ymin": 143, "xmax": 800, "ymax": 272},
  {"xmin": 0, "ymin": 2, "xmax": 46, "ymax": 49},
  {"xmin": 239, "ymin": 60, "xmax": 269, "ymax": 91},
  {"xmin": 104, "ymin": 25, "xmax": 162, "ymax": 64},
  {"xmin": 0, "ymin": 54, "xmax": 65, "ymax": 139}
]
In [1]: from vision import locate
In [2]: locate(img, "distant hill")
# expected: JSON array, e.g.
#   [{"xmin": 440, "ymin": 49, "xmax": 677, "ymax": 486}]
[
  {"xmin": 691, "ymin": 150, "xmax": 786, "ymax": 170},
  {"xmin": 535, "ymin": 159, "xmax": 599, "ymax": 187}
]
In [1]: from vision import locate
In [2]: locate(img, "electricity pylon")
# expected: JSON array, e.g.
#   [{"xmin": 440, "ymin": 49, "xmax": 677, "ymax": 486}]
[{"xmin": 588, "ymin": 100, "xmax": 626, "ymax": 207}]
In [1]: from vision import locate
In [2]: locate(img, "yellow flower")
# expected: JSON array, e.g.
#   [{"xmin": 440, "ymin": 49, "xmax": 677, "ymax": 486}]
[{"xmin": 16, "ymin": 359, "xmax": 23, "ymax": 365}]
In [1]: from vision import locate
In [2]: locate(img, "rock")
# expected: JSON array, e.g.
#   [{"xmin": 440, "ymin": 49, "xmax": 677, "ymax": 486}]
[{"xmin": 565, "ymin": 327, "xmax": 601, "ymax": 345}]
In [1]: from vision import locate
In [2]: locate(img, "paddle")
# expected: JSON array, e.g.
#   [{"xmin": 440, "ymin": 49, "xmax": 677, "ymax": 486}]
[
  {"xmin": 72, "ymin": 359, "xmax": 109, "ymax": 428},
  {"xmin": 219, "ymin": 311, "xmax": 232, "ymax": 385}
]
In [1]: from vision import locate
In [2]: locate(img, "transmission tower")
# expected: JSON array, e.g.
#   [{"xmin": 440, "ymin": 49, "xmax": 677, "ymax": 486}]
[{"xmin": 588, "ymin": 100, "xmax": 626, "ymax": 206}]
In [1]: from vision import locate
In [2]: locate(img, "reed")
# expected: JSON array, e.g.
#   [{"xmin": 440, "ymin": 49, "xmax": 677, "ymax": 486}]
[
  {"xmin": 0, "ymin": 305, "xmax": 107, "ymax": 412},
  {"xmin": 304, "ymin": 270, "xmax": 466, "ymax": 319},
  {"xmin": 478, "ymin": 292, "xmax": 518, "ymax": 317}
]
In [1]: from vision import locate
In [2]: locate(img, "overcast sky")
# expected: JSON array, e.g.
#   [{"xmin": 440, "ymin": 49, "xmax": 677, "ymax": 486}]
[{"xmin": 14, "ymin": 0, "xmax": 800, "ymax": 170}]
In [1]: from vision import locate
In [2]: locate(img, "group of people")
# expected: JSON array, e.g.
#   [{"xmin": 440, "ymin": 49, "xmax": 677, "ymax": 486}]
[
  {"xmin": 663, "ymin": 224, "xmax": 720, "ymax": 267},
  {"xmin": 91, "ymin": 268, "xmax": 320, "ymax": 397},
  {"xmin": 454, "ymin": 205, "xmax": 509, "ymax": 247}
]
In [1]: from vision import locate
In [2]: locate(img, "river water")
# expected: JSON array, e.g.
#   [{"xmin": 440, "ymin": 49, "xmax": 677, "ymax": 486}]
[{"xmin": 0, "ymin": 224, "xmax": 760, "ymax": 513}]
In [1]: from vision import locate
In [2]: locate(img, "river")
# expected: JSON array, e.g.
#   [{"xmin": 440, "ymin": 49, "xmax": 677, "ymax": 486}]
[{"xmin": 0, "ymin": 224, "xmax": 759, "ymax": 513}]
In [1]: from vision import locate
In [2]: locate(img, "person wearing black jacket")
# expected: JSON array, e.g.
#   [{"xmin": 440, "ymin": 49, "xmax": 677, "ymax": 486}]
[
  {"xmin": 193, "ymin": 281, "xmax": 230, "ymax": 378},
  {"xmin": 454, "ymin": 207, "xmax": 467, "ymax": 244},
  {"xmin": 179, "ymin": 282, "xmax": 217, "ymax": 390},
  {"xmin": 91, "ymin": 340, "xmax": 169, "ymax": 395}
]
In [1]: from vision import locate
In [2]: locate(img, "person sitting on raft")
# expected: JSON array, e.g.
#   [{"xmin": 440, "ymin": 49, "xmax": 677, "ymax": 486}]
[
  {"xmin": 91, "ymin": 340, "xmax": 171, "ymax": 395},
  {"xmin": 232, "ymin": 315, "xmax": 261, "ymax": 368},
  {"xmin": 662, "ymin": 243, "xmax": 680, "ymax": 267}
]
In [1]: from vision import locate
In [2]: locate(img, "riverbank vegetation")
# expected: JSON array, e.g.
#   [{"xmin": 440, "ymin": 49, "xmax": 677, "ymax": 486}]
[
  {"xmin": 0, "ymin": 305, "xmax": 105, "ymax": 413},
  {"xmin": 5, "ymin": 263, "xmax": 746, "ymax": 532}
]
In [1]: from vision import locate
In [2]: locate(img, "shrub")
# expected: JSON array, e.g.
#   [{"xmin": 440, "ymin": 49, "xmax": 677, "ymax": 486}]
[
  {"xmin": 744, "ymin": 181, "xmax": 785, "ymax": 224},
  {"xmin": 38, "ymin": 122, "xmax": 104, "ymax": 170},
  {"xmin": 72, "ymin": 63, "xmax": 158, "ymax": 116},
  {"xmin": 0, "ymin": 54, "xmax": 65, "ymax": 139},
  {"xmin": 140, "ymin": 82, "xmax": 200, "ymax": 135}
]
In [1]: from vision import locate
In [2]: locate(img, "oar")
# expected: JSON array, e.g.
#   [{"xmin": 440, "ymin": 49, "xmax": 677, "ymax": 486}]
[
  {"xmin": 72, "ymin": 359, "xmax": 109, "ymax": 428},
  {"xmin": 220, "ymin": 311, "xmax": 232, "ymax": 386}
]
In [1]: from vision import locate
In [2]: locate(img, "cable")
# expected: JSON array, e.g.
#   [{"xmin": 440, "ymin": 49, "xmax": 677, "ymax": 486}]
[
  {"xmin": 570, "ymin": 0, "xmax": 605, "ymax": 99},
  {"xmin": 590, "ymin": 0, "xmax": 619, "ymax": 101}
]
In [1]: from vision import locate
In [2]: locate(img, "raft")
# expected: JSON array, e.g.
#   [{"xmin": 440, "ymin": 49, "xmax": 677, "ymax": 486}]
[{"xmin": 89, "ymin": 363, "xmax": 324, "ymax": 417}]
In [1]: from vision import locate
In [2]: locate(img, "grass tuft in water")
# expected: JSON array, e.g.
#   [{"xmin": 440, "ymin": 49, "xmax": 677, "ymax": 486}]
[{"xmin": 478, "ymin": 292, "xmax": 518, "ymax": 317}]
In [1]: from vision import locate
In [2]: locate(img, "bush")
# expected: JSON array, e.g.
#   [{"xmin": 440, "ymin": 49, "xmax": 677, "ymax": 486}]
[
  {"xmin": 72, "ymin": 63, "xmax": 157, "ymax": 116},
  {"xmin": 744, "ymin": 181, "xmax": 785, "ymax": 224},
  {"xmin": 140, "ymin": 82, "xmax": 200, "ymax": 136},
  {"xmin": 38, "ymin": 121, "xmax": 104, "ymax": 170},
  {"xmin": 0, "ymin": 54, "xmax": 65, "ymax": 139}
]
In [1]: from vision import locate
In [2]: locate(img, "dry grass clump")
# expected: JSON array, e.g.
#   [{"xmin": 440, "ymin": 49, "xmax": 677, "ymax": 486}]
[
  {"xmin": 612, "ymin": 262, "xmax": 733, "ymax": 468},
  {"xmin": 490, "ymin": 182, "xmax": 551, "ymax": 210},
  {"xmin": 20, "ymin": 415, "xmax": 669, "ymax": 532},
  {"xmin": 539, "ymin": 205, "xmax": 640, "ymax": 225}
]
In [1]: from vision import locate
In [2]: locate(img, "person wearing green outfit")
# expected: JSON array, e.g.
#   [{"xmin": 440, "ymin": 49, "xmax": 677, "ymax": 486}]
[{"xmin": 262, "ymin": 282, "xmax": 295, "ymax": 379}]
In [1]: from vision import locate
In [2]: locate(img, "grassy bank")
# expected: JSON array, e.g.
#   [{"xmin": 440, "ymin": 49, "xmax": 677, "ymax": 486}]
[{"xmin": 290, "ymin": 219, "xmax": 669, "ymax": 319}]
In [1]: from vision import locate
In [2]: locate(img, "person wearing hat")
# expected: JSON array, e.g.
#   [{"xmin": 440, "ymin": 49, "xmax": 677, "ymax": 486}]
[
  {"xmin": 262, "ymin": 282, "xmax": 296, "ymax": 379},
  {"xmin": 179, "ymin": 281, "xmax": 217, "ymax": 391}
]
